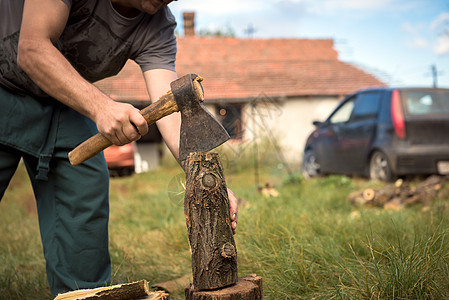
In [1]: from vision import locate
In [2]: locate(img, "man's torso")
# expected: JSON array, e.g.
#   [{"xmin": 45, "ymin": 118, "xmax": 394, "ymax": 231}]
[{"xmin": 0, "ymin": 0, "xmax": 177, "ymax": 97}]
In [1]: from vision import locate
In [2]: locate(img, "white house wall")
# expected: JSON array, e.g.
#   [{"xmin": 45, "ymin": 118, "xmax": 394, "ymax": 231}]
[
  {"xmin": 207, "ymin": 96, "xmax": 341, "ymax": 164},
  {"xmin": 277, "ymin": 97, "xmax": 340, "ymax": 161}
]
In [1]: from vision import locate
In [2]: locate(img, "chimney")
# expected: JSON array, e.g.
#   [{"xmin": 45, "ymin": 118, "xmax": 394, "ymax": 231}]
[{"xmin": 183, "ymin": 12, "xmax": 195, "ymax": 37}]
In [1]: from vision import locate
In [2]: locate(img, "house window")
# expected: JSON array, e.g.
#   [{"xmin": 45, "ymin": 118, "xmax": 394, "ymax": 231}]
[{"xmin": 217, "ymin": 104, "xmax": 243, "ymax": 140}]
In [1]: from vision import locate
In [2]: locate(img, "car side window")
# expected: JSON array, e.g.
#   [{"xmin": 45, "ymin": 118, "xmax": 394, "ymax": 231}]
[
  {"xmin": 351, "ymin": 92, "xmax": 381, "ymax": 121},
  {"xmin": 329, "ymin": 97, "xmax": 355, "ymax": 124}
]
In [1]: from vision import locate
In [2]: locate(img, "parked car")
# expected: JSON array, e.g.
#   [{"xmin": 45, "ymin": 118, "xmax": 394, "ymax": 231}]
[
  {"xmin": 104, "ymin": 142, "xmax": 136, "ymax": 177},
  {"xmin": 302, "ymin": 87, "xmax": 449, "ymax": 181}
]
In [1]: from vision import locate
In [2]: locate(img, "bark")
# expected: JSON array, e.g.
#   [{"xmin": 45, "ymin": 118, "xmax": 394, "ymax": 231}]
[{"xmin": 184, "ymin": 152, "xmax": 238, "ymax": 290}]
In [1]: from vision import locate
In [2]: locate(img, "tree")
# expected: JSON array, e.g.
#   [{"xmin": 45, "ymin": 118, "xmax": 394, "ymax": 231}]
[{"xmin": 198, "ymin": 25, "xmax": 235, "ymax": 37}]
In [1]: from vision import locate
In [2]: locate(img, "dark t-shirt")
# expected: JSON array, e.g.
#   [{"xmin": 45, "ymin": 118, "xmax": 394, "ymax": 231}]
[{"xmin": 0, "ymin": 0, "xmax": 177, "ymax": 98}]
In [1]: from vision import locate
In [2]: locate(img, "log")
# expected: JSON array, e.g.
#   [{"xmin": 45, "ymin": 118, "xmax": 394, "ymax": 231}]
[
  {"xmin": 184, "ymin": 152, "xmax": 238, "ymax": 290},
  {"xmin": 347, "ymin": 175, "xmax": 446, "ymax": 208},
  {"xmin": 412, "ymin": 175, "xmax": 443, "ymax": 205},
  {"xmin": 53, "ymin": 280, "xmax": 168, "ymax": 300},
  {"xmin": 362, "ymin": 188, "xmax": 375, "ymax": 202},
  {"xmin": 347, "ymin": 190, "xmax": 367, "ymax": 206},
  {"xmin": 371, "ymin": 184, "xmax": 399, "ymax": 206},
  {"xmin": 185, "ymin": 274, "xmax": 263, "ymax": 300}
]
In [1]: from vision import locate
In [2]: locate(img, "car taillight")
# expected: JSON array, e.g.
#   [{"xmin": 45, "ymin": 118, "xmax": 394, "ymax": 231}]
[{"xmin": 391, "ymin": 89, "xmax": 405, "ymax": 139}]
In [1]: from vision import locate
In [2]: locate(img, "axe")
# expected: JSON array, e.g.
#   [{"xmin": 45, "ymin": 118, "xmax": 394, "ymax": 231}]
[{"xmin": 68, "ymin": 74, "xmax": 230, "ymax": 166}]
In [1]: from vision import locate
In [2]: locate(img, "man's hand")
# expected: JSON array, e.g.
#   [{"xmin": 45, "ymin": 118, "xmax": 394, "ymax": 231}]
[
  {"xmin": 228, "ymin": 188, "xmax": 238, "ymax": 235},
  {"xmin": 93, "ymin": 101, "xmax": 149, "ymax": 146}
]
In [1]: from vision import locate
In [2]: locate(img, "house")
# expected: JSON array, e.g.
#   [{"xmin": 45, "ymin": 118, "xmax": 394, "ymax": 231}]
[{"xmin": 95, "ymin": 12, "xmax": 386, "ymax": 169}]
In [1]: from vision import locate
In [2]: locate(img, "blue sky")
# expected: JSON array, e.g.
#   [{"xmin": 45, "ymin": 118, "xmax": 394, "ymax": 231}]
[{"xmin": 169, "ymin": 0, "xmax": 449, "ymax": 88}]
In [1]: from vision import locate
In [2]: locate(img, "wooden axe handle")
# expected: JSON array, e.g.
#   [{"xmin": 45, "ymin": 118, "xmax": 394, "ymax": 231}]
[
  {"xmin": 68, "ymin": 78, "xmax": 204, "ymax": 166},
  {"xmin": 68, "ymin": 91, "xmax": 178, "ymax": 165}
]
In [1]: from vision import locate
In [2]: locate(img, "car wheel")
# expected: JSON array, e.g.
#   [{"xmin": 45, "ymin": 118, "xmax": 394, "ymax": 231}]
[
  {"xmin": 369, "ymin": 151, "xmax": 393, "ymax": 181},
  {"xmin": 302, "ymin": 149, "xmax": 321, "ymax": 178}
]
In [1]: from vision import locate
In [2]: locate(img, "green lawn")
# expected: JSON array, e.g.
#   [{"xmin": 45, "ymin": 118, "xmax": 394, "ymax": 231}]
[{"xmin": 1, "ymin": 152, "xmax": 449, "ymax": 299}]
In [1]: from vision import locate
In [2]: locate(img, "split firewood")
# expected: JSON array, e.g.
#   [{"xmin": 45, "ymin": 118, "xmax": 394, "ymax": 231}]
[
  {"xmin": 371, "ymin": 184, "xmax": 400, "ymax": 206},
  {"xmin": 138, "ymin": 292, "xmax": 170, "ymax": 300},
  {"xmin": 347, "ymin": 190, "xmax": 367, "ymax": 206},
  {"xmin": 260, "ymin": 182, "xmax": 279, "ymax": 197},
  {"xmin": 53, "ymin": 280, "xmax": 169, "ymax": 300},
  {"xmin": 347, "ymin": 175, "xmax": 446, "ymax": 208},
  {"xmin": 412, "ymin": 175, "xmax": 443, "ymax": 205},
  {"xmin": 362, "ymin": 188, "xmax": 375, "ymax": 202},
  {"xmin": 383, "ymin": 198, "xmax": 404, "ymax": 211}
]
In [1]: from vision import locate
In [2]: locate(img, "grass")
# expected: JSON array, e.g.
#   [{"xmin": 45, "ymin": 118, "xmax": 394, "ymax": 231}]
[{"xmin": 1, "ymin": 148, "xmax": 449, "ymax": 299}]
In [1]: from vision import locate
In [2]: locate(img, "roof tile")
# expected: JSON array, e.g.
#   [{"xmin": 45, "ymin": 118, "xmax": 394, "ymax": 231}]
[{"xmin": 95, "ymin": 37, "xmax": 385, "ymax": 101}]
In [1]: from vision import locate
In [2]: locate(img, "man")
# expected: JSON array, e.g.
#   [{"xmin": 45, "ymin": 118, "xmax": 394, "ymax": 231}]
[{"xmin": 0, "ymin": 0, "xmax": 238, "ymax": 297}]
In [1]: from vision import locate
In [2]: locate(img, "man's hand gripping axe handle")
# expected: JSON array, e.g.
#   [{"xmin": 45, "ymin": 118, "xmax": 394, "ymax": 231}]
[{"xmin": 68, "ymin": 74, "xmax": 204, "ymax": 166}]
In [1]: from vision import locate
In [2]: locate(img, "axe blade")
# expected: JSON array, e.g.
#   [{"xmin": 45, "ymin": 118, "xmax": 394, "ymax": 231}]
[
  {"xmin": 171, "ymin": 74, "xmax": 230, "ymax": 161},
  {"xmin": 179, "ymin": 102, "xmax": 230, "ymax": 161}
]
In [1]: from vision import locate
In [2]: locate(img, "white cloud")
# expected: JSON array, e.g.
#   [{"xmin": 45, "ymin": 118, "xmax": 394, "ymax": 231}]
[
  {"xmin": 298, "ymin": 0, "xmax": 414, "ymax": 15},
  {"xmin": 171, "ymin": 0, "xmax": 270, "ymax": 16},
  {"xmin": 321, "ymin": 0, "xmax": 396, "ymax": 10},
  {"xmin": 434, "ymin": 35, "xmax": 449, "ymax": 55},
  {"xmin": 430, "ymin": 12, "xmax": 449, "ymax": 30},
  {"xmin": 172, "ymin": 0, "xmax": 411, "ymax": 19},
  {"xmin": 401, "ymin": 22, "xmax": 418, "ymax": 34},
  {"xmin": 408, "ymin": 37, "xmax": 429, "ymax": 49},
  {"xmin": 428, "ymin": 12, "xmax": 449, "ymax": 55}
]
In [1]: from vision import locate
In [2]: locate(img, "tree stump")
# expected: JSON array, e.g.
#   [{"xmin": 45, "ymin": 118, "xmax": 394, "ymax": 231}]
[
  {"xmin": 185, "ymin": 274, "xmax": 263, "ymax": 300},
  {"xmin": 184, "ymin": 152, "xmax": 238, "ymax": 290}
]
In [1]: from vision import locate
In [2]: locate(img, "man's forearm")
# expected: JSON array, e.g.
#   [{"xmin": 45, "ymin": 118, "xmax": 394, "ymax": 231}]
[
  {"xmin": 17, "ymin": 38, "xmax": 110, "ymax": 121},
  {"xmin": 143, "ymin": 69, "xmax": 181, "ymax": 160}
]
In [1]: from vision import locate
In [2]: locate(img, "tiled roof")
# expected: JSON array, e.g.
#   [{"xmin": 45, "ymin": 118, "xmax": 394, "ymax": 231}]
[{"xmin": 95, "ymin": 37, "xmax": 386, "ymax": 101}]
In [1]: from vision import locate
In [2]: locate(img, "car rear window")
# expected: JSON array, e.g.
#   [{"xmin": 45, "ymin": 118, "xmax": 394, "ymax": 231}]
[{"xmin": 404, "ymin": 90, "xmax": 449, "ymax": 115}]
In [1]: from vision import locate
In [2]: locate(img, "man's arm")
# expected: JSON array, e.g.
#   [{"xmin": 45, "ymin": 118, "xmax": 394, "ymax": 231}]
[
  {"xmin": 17, "ymin": 0, "xmax": 148, "ymax": 145},
  {"xmin": 143, "ymin": 69, "xmax": 238, "ymax": 233},
  {"xmin": 142, "ymin": 69, "xmax": 181, "ymax": 159}
]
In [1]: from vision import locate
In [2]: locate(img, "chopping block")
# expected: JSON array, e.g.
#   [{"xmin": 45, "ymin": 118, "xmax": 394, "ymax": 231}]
[{"xmin": 183, "ymin": 152, "xmax": 263, "ymax": 299}]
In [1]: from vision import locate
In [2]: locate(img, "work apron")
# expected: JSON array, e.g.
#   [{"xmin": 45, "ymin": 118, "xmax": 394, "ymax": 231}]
[{"xmin": 0, "ymin": 85, "xmax": 111, "ymax": 297}]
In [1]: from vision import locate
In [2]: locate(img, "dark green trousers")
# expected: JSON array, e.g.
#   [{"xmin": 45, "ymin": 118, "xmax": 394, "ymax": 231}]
[{"xmin": 0, "ymin": 86, "xmax": 111, "ymax": 297}]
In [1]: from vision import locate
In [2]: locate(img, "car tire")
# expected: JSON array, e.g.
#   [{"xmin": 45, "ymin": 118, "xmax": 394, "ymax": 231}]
[
  {"xmin": 369, "ymin": 151, "xmax": 394, "ymax": 181},
  {"xmin": 302, "ymin": 149, "xmax": 321, "ymax": 178}
]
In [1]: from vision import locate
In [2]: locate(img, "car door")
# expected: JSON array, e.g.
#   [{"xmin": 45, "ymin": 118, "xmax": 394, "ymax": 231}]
[
  {"xmin": 336, "ymin": 92, "xmax": 382, "ymax": 174},
  {"xmin": 313, "ymin": 96, "xmax": 356, "ymax": 173}
]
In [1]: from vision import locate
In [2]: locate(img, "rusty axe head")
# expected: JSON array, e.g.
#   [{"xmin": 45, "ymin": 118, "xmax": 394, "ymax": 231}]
[{"xmin": 171, "ymin": 74, "xmax": 230, "ymax": 161}]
